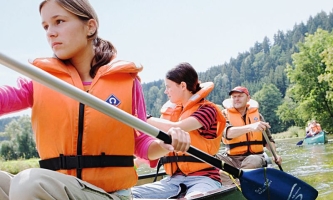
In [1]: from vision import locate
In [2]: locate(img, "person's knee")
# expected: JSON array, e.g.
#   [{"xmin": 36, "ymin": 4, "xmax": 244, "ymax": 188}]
[
  {"xmin": 10, "ymin": 168, "xmax": 44, "ymax": 194},
  {"xmin": 241, "ymin": 155, "xmax": 265, "ymax": 169},
  {"xmin": 0, "ymin": 171, "xmax": 12, "ymax": 200},
  {"xmin": 131, "ymin": 186, "xmax": 143, "ymax": 198},
  {"xmin": 0, "ymin": 170, "xmax": 12, "ymax": 188}
]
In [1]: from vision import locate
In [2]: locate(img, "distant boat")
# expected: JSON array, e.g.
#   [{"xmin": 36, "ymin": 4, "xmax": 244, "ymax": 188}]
[{"xmin": 303, "ymin": 131, "xmax": 328, "ymax": 145}]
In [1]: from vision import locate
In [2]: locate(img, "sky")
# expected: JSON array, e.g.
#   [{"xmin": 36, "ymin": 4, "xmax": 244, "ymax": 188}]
[{"xmin": 0, "ymin": 0, "xmax": 332, "ymax": 118}]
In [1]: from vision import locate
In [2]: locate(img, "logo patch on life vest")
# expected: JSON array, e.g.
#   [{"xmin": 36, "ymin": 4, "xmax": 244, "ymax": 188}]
[
  {"xmin": 106, "ymin": 94, "xmax": 121, "ymax": 106},
  {"xmin": 254, "ymin": 117, "xmax": 259, "ymax": 121}
]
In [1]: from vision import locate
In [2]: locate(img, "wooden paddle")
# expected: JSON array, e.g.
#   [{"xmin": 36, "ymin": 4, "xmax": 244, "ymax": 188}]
[
  {"xmin": 0, "ymin": 52, "xmax": 318, "ymax": 200},
  {"xmin": 263, "ymin": 130, "xmax": 283, "ymax": 171}
]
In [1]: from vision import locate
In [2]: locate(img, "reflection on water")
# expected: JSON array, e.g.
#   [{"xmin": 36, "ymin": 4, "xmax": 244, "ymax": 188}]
[
  {"xmin": 137, "ymin": 137, "xmax": 333, "ymax": 199},
  {"xmin": 272, "ymin": 138, "xmax": 333, "ymax": 200}
]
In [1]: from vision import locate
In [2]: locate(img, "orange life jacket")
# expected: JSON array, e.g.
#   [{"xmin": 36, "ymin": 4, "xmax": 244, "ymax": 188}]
[
  {"xmin": 159, "ymin": 82, "xmax": 226, "ymax": 175},
  {"xmin": 30, "ymin": 58, "xmax": 142, "ymax": 192},
  {"xmin": 222, "ymin": 105, "xmax": 264, "ymax": 156}
]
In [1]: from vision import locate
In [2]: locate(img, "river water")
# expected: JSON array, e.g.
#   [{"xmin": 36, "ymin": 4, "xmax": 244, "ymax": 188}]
[
  {"xmin": 274, "ymin": 137, "xmax": 333, "ymax": 200},
  {"xmin": 137, "ymin": 137, "xmax": 333, "ymax": 200}
]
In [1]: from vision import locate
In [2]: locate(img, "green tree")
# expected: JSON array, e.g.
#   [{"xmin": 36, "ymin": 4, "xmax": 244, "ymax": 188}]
[
  {"xmin": 0, "ymin": 141, "xmax": 17, "ymax": 161},
  {"xmin": 0, "ymin": 116, "xmax": 19, "ymax": 132},
  {"xmin": 210, "ymin": 74, "xmax": 224, "ymax": 103},
  {"xmin": 252, "ymin": 84, "xmax": 283, "ymax": 133},
  {"xmin": 319, "ymin": 46, "xmax": 333, "ymax": 101},
  {"xmin": 146, "ymin": 86, "xmax": 164, "ymax": 117},
  {"xmin": 230, "ymin": 67, "xmax": 241, "ymax": 88},
  {"xmin": 276, "ymin": 91, "xmax": 302, "ymax": 128},
  {"xmin": 262, "ymin": 36, "xmax": 271, "ymax": 54},
  {"xmin": 272, "ymin": 65, "xmax": 289, "ymax": 96},
  {"xmin": 0, "ymin": 115, "xmax": 38, "ymax": 160},
  {"xmin": 16, "ymin": 116, "xmax": 38, "ymax": 159},
  {"xmin": 286, "ymin": 29, "xmax": 333, "ymax": 132},
  {"xmin": 252, "ymin": 52, "xmax": 265, "ymax": 81}
]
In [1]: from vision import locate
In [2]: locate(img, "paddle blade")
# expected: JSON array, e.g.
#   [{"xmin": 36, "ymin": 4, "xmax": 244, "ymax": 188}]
[
  {"xmin": 239, "ymin": 168, "xmax": 318, "ymax": 200},
  {"xmin": 296, "ymin": 140, "xmax": 304, "ymax": 145}
]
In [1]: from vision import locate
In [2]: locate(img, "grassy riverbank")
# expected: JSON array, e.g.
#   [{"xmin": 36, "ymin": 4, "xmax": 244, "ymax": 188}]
[
  {"xmin": 0, "ymin": 158, "xmax": 39, "ymax": 174},
  {"xmin": 271, "ymin": 126, "xmax": 305, "ymax": 140}
]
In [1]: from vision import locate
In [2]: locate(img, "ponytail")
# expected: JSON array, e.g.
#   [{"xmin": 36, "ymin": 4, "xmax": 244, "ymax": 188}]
[
  {"xmin": 194, "ymin": 83, "xmax": 202, "ymax": 94},
  {"xmin": 89, "ymin": 37, "xmax": 117, "ymax": 78}
]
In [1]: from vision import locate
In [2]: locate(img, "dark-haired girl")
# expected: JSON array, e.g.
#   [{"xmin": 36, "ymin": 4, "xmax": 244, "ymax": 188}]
[{"xmin": 132, "ymin": 62, "xmax": 226, "ymax": 199}]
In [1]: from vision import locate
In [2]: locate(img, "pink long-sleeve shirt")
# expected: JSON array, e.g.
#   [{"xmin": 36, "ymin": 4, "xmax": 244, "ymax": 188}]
[{"xmin": 0, "ymin": 77, "xmax": 158, "ymax": 167}]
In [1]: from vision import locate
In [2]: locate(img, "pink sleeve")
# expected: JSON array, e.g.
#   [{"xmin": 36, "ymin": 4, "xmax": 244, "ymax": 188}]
[
  {"xmin": 0, "ymin": 77, "xmax": 33, "ymax": 116},
  {"xmin": 132, "ymin": 78, "xmax": 159, "ymax": 168}
]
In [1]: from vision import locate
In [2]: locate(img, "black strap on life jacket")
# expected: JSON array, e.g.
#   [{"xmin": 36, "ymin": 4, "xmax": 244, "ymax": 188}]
[
  {"xmin": 153, "ymin": 155, "xmax": 204, "ymax": 181},
  {"xmin": 153, "ymin": 159, "xmax": 164, "ymax": 182},
  {"xmin": 39, "ymin": 153, "xmax": 134, "ymax": 170},
  {"xmin": 225, "ymin": 141, "xmax": 264, "ymax": 156},
  {"xmin": 160, "ymin": 155, "xmax": 203, "ymax": 164},
  {"xmin": 225, "ymin": 140, "xmax": 263, "ymax": 150}
]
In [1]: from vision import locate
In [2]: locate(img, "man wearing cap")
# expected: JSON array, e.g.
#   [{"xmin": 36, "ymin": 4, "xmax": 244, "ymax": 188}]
[{"xmin": 216, "ymin": 86, "xmax": 282, "ymax": 185}]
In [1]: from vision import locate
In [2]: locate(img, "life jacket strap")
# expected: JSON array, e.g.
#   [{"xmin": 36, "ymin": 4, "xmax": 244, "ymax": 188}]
[
  {"xmin": 225, "ymin": 140, "xmax": 263, "ymax": 150},
  {"xmin": 154, "ymin": 155, "xmax": 207, "ymax": 178},
  {"xmin": 160, "ymin": 155, "xmax": 204, "ymax": 164},
  {"xmin": 39, "ymin": 154, "xmax": 134, "ymax": 170}
]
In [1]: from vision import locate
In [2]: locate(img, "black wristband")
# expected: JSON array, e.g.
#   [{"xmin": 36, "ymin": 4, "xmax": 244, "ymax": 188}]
[{"xmin": 146, "ymin": 114, "xmax": 152, "ymax": 119}]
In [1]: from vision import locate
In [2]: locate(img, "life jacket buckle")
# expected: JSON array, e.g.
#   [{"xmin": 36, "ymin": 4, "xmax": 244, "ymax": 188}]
[
  {"xmin": 59, "ymin": 154, "xmax": 83, "ymax": 169},
  {"xmin": 60, "ymin": 154, "xmax": 65, "ymax": 169}
]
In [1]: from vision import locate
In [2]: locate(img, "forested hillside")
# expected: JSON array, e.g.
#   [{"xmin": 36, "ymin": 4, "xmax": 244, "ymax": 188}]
[{"xmin": 142, "ymin": 10, "xmax": 333, "ymax": 133}]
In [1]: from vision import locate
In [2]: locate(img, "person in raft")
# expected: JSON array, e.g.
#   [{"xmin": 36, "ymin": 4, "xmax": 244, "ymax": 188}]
[
  {"xmin": 216, "ymin": 86, "xmax": 282, "ymax": 185},
  {"xmin": 0, "ymin": 0, "xmax": 191, "ymax": 199},
  {"xmin": 306, "ymin": 120, "xmax": 322, "ymax": 137},
  {"xmin": 131, "ymin": 62, "xmax": 226, "ymax": 199},
  {"xmin": 305, "ymin": 122, "xmax": 312, "ymax": 137}
]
